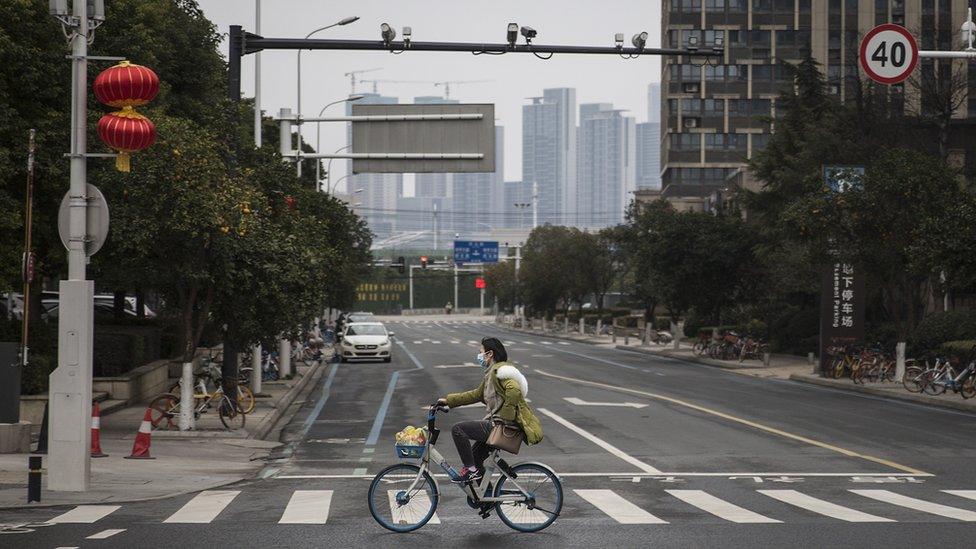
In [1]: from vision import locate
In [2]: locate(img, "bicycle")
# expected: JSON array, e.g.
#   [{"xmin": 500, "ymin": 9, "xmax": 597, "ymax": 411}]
[
  {"xmin": 149, "ymin": 374, "xmax": 246, "ymax": 430},
  {"xmin": 167, "ymin": 362, "xmax": 256, "ymax": 415},
  {"xmin": 367, "ymin": 404, "xmax": 563, "ymax": 533}
]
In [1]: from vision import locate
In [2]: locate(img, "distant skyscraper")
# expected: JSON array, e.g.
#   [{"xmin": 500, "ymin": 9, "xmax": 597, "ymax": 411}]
[
  {"xmin": 347, "ymin": 93, "xmax": 402, "ymax": 239},
  {"xmin": 647, "ymin": 83, "xmax": 660, "ymax": 123},
  {"xmin": 522, "ymin": 88, "xmax": 576, "ymax": 225},
  {"xmin": 503, "ymin": 180, "xmax": 532, "ymax": 229},
  {"xmin": 636, "ymin": 122, "xmax": 661, "ymax": 189},
  {"xmin": 452, "ymin": 126, "xmax": 504, "ymax": 236},
  {"xmin": 577, "ymin": 103, "xmax": 635, "ymax": 228}
]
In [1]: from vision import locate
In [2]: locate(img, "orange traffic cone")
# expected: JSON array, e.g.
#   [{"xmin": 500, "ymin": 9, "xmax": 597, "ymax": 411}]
[
  {"xmin": 124, "ymin": 408, "xmax": 156, "ymax": 460},
  {"xmin": 90, "ymin": 402, "xmax": 108, "ymax": 458}
]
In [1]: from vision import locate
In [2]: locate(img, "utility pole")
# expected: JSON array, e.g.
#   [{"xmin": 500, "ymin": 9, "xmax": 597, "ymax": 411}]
[
  {"xmin": 50, "ymin": 0, "xmax": 95, "ymax": 491},
  {"xmin": 433, "ymin": 202, "xmax": 439, "ymax": 250},
  {"xmin": 454, "ymin": 262, "xmax": 459, "ymax": 313},
  {"xmin": 409, "ymin": 265, "xmax": 414, "ymax": 309},
  {"xmin": 253, "ymin": 0, "xmax": 261, "ymax": 147},
  {"xmin": 514, "ymin": 244, "xmax": 522, "ymax": 325}
]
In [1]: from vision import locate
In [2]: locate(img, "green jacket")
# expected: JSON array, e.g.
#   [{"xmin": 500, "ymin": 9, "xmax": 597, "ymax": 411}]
[{"xmin": 445, "ymin": 361, "xmax": 544, "ymax": 445}]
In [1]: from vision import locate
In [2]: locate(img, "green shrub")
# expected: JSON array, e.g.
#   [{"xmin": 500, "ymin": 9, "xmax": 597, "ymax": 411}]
[
  {"xmin": 910, "ymin": 311, "xmax": 976, "ymax": 355},
  {"xmin": 937, "ymin": 340, "xmax": 976, "ymax": 361},
  {"xmin": 21, "ymin": 353, "xmax": 54, "ymax": 395}
]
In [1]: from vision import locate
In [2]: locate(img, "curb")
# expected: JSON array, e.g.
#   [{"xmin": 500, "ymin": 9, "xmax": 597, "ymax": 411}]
[
  {"xmin": 0, "ymin": 475, "xmax": 248, "ymax": 511},
  {"xmin": 498, "ymin": 326, "xmax": 608, "ymax": 345},
  {"xmin": 613, "ymin": 345, "xmax": 770, "ymax": 370},
  {"xmin": 789, "ymin": 374, "xmax": 976, "ymax": 414}
]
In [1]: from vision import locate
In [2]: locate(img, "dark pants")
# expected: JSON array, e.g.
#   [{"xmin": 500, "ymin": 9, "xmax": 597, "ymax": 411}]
[{"xmin": 451, "ymin": 420, "xmax": 492, "ymax": 469}]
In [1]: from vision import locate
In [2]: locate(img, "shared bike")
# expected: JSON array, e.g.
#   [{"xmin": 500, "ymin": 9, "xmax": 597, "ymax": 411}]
[{"xmin": 367, "ymin": 404, "xmax": 563, "ymax": 533}]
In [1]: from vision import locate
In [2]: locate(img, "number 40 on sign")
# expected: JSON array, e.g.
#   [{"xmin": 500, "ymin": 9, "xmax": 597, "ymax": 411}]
[{"xmin": 859, "ymin": 24, "xmax": 919, "ymax": 85}]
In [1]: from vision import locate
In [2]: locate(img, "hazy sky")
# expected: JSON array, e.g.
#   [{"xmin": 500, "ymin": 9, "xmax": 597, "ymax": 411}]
[{"xmin": 199, "ymin": 0, "xmax": 662, "ymax": 190}]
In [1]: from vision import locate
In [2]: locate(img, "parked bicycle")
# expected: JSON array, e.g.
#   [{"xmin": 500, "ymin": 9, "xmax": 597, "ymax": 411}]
[
  {"xmin": 149, "ymin": 368, "xmax": 246, "ymax": 430},
  {"xmin": 367, "ymin": 404, "xmax": 562, "ymax": 533}
]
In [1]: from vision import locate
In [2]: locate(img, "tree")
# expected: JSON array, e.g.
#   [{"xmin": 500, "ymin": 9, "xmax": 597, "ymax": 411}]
[
  {"xmin": 521, "ymin": 225, "xmax": 574, "ymax": 317},
  {"xmin": 484, "ymin": 261, "xmax": 517, "ymax": 311}
]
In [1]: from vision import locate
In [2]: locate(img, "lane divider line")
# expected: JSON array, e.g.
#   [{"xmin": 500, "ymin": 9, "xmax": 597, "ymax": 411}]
[
  {"xmin": 534, "ymin": 368, "xmax": 929, "ymax": 476},
  {"xmin": 537, "ymin": 407, "xmax": 663, "ymax": 474},
  {"xmin": 299, "ymin": 363, "xmax": 339, "ymax": 438}
]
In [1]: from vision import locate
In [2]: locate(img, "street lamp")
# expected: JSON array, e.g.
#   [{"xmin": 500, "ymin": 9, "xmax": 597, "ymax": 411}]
[
  {"xmin": 296, "ymin": 16, "xmax": 359, "ymax": 177},
  {"xmin": 315, "ymin": 94, "xmax": 364, "ymax": 186},
  {"xmin": 325, "ymin": 145, "xmax": 351, "ymax": 194},
  {"xmin": 330, "ymin": 174, "xmax": 351, "ymax": 195}
]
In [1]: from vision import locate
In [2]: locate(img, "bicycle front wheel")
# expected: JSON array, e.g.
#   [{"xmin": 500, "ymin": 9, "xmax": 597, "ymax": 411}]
[
  {"xmin": 218, "ymin": 395, "xmax": 246, "ymax": 430},
  {"xmin": 368, "ymin": 463, "xmax": 438, "ymax": 532},
  {"xmin": 237, "ymin": 385, "xmax": 256, "ymax": 414},
  {"xmin": 494, "ymin": 462, "xmax": 562, "ymax": 532},
  {"xmin": 148, "ymin": 394, "xmax": 179, "ymax": 430},
  {"xmin": 902, "ymin": 366, "xmax": 925, "ymax": 392}
]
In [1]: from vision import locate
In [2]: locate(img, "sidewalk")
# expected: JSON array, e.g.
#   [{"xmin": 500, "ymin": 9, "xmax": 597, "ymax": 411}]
[
  {"xmin": 0, "ymin": 360, "xmax": 324, "ymax": 509},
  {"xmin": 789, "ymin": 373, "xmax": 976, "ymax": 413}
]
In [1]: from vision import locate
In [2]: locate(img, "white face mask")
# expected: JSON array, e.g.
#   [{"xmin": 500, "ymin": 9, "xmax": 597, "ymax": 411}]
[{"xmin": 477, "ymin": 352, "xmax": 488, "ymax": 368}]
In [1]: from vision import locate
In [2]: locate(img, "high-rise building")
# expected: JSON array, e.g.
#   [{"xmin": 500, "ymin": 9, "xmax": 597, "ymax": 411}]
[
  {"xmin": 636, "ymin": 122, "xmax": 661, "ymax": 189},
  {"xmin": 659, "ymin": 0, "xmax": 974, "ymax": 211},
  {"xmin": 577, "ymin": 103, "xmax": 636, "ymax": 228},
  {"xmin": 647, "ymin": 83, "xmax": 661, "ymax": 123},
  {"xmin": 346, "ymin": 93, "xmax": 402, "ymax": 238},
  {"xmin": 452, "ymin": 126, "xmax": 505, "ymax": 236},
  {"xmin": 503, "ymin": 180, "xmax": 533, "ymax": 229},
  {"xmin": 522, "ymin": 88, "xmax": 577, "ymax": 225}
]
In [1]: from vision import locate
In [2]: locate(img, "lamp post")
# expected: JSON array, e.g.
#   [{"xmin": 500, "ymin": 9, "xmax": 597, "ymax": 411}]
[
  {"xmin": 296, "ymin": 16, "xmax": 359, "ymax": 176},
  {"xmin": 325, "ymin": 145, "xmax": 351, "ymax": 194},
  {"xmin": 315, "ymin": 95, "xmax": 364, "ymax": 187},
  {"xmin": 330, "ymin": 175, "xmax": 352, "ymax": 195}
]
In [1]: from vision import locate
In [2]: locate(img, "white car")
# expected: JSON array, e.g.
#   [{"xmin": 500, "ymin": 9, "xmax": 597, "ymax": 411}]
[{"xmin": 340, "ymin": 322, "xmax": 394, "ymax": 363}]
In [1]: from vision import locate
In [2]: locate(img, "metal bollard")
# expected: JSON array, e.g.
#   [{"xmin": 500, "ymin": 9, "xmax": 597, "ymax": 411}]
[
  {"xmin": 763, "ymin": 352, "xmax": 771, "ymax": 367},
  {"xmin": 808, "ymin": 352, "xmax": 816, "ymax": 374},
  {"xmin": 625, "ymin": 332, "xmax": 630, "ymax": 345},
  {"xmin": 612, "ymin": 327, "xmax": 617, "ymax": 343},
  {"xmin": 28, "ymin": 456, "xmax": 41, "ymax": 503}
]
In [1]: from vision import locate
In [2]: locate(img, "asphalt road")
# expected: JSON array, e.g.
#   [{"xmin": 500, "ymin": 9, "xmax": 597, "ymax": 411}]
[{"xmin": 5, "ymin": 317, "xmax": 976, "ymax": 548}]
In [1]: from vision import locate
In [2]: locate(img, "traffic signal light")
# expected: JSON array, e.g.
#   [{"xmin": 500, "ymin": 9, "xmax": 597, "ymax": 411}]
[
  {"xmin": 420, "ymin": 256, "xmax": 428, "ymax": 269},
  {"xmin": 397, "ymin": 256, "xmax": 405, "ymax": 274}
]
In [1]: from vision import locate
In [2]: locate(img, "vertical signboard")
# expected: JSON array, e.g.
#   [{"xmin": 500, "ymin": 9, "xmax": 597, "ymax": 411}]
[{"xmin": 819, "ymin": 262, "xmax": 866, "ymax": 376}]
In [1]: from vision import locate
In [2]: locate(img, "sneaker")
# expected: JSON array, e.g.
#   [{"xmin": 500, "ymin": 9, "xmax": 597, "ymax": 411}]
[{"xmin": 454, "ymin": 466, "xmax": 483, "ymax": 484}]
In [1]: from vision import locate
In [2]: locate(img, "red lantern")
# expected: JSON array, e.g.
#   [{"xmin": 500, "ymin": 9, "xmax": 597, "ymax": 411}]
[
  {"xmin": 97, "ymin": 107, "xmax": 157, "ymax": 173},
  {"xmin": 93, "ymin": 61, "xmax": 159, "ymax": 108}
]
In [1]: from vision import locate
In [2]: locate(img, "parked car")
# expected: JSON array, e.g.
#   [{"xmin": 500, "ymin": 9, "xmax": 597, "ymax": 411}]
[{"xmin": 338, "ymin": 322, "xmax": 394, "ymax": 363}]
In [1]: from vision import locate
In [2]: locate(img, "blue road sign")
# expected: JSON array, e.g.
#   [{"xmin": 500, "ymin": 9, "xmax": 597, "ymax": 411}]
[{"xmin": 453, "ymin": 240, "xmax": 499, "ymax": 264}]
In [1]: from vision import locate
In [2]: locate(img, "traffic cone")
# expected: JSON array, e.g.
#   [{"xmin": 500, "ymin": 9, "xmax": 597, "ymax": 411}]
[
  {"xmin": 90, "ymin": 402, "xmax": 108, "ymax": 458},
  {"xmin": 124, "ymin": 408, "xmax": 156, "ymax": 460}
]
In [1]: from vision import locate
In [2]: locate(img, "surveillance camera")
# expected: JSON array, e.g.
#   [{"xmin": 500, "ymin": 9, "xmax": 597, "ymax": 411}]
[
  {"xmin": 615, "ymin": 33, "xmax": 625, "ymax": 49},
  {"xmin": 380, "ymin": 23, "xmax": 396, "ymax": 44},
  {"xmin": 520, "ymin": 26, "xmax": 537, "ymax": 43},
  {"xmin": 508, "ymin": 23, "xmax": 519, "ymax": 46},
  {"xmin": 402, "ymin": 26, "xmax": 412, "ymax": 45},
  {"xmin": 686, "ymin": 34, "xmax": 699, "ymax": 51},
  {"xmin": 632, "ymin": 31, "xmax": 648, "ymax": 50}
]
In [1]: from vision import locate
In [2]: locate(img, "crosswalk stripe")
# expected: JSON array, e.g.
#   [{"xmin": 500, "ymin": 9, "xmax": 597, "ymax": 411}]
[
  {"xmin": 86, "ymin": 529, "xmax": 126, "ymax": 539},
  {"xmin": 667, "ymin": 490, "xmax": 780, "ymax": 523},
  {"xmin": 451, "ymin": 340, "xmax": 460, "ymax": 344},
  {"xmin": 575, "ymin": 489, "xmax": 667, "ymax": 524},
  {"xmin": 47, "ymin": 505, "xmax": 120, "ymax": 523},
  {"xmin": 279, "ymin": 490, "xmax": 333, "ymax": 524},
  {"xmin": 413, "ymin": 340, "xmax": 423, "ymax": 344},
  {"xmin": 387, "ymin": 490, "xmax": 440, "ymax": 524},
  {"xmin": 540, "ymin": 341, "xmax": 553, "ymax": 345},
  {"xmin": 522, "ymin": 341, "xmax": 535, "ymax": 345},
  {"xmin": 758, "ymin": 490, "xmax": 893, "ymax": 522},
  {"xmin": 944, "ymin": 490, "xmax": 976, "ymax": 502},
  {"xmin": 851, "ymin": 490, "xmax": 976, "ymax": 521},
  {"xmin": 164, "ymin": 490, "xmax": 240, "ymax": 523},
  {"xmin": 557, "ymin": 342, "xmax": 571, "ymax": 345}
]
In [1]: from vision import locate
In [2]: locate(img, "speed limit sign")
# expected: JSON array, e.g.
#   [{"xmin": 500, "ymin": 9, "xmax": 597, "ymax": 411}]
[{"xmin": 859, "ymin": 24, "xmax": 919, "ymax": 84}]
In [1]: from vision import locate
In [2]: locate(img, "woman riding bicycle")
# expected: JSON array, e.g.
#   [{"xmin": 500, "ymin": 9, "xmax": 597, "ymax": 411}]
[{"xmin": 437, "ymin": 337, "xmax": 543, "ymax": 483}]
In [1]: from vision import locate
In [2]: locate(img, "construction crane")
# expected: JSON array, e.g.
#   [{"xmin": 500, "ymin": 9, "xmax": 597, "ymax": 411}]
[
  {"xmin": 343, "ymin": 68, "xmax": 382, "ymax": 94},
  {"xmin": 359, "ymin": 79, "xmax": 436, "ymax": 94},
  {"xmin": 433, "ymin": 80, "xmax": 492, "ymax": 99}
]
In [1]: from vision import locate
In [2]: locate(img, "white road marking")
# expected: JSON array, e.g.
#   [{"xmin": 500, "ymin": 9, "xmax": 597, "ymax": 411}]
[
  {"xmin": 413, "ymin": 341, "xmax": 423, "ymax": 344},
  {"xmin": 758, "ymin": 490, "xmax": 893, "ymax": 522},
  {"xmin": 47, "ymin": 505, "xmax": 120, "ymax": 523},
  {"xmin": 522, "ymin": 341, "xmax": 535, "ymax": 345},
  {"xmin": 434, "ymin": 363, "xmax": 479, "ymax": 368},
  {"xmin": 557, "ymin": 341, "xmax": 571, "ymax": 346},
  {"xmin": 86, "ymin": 529, "xmax": 126, "ymax": 539},
  {"xmin": 353, "ymin": 467, "xmax": 367, "ymax": 475},
  {"xmin": 451, "ymin": 340, "xmax": 460, "ymax": 344},
  {"xmin": 388, "ymin": 490, "xmax": 440, "ymax": 524},
  {"xmin": 531, "ymin": 354, "xmax": 554, "ymax": 358},
  {"xmin": 851, "ymin": 490, "xmax": 976, "ymax": 521},
  {"xmin": 503, "ymin": 341, "xmax": 516, "ymax": 345},
  {"xmin": 564, "ymin": 397, "xmax": 648, "ymax": 409},
  {"xmin": 164, "ymin": 490, "xmax": 240, "ymax": 523},
  {"xmin": 540, "ymin": 341, "xmax": 553, "ymax": 345},
  {"xmin": 431, "ymin": 340, "xmax": 441, "ymax": 344},
  {"xmin": 273, "ymin": 472, "xmax": 928, "ymax": 480},
  {"xmin": 667, "ymin": 490, "xmax": 780, "ymax": 523},
  {"xmin": 575, "ymin": 489, "xmax": 666, "ymax": 524},
  {"xmin": 279, "ymin": 490, "xmax": 333, "ymax": 524},
  {"xmin": 944, "ymin": 490, "xmax": 976, "ymax": 502},
  {"xmin": 537, "ymin": 408, "xmax": 662, "ymax": 474}
]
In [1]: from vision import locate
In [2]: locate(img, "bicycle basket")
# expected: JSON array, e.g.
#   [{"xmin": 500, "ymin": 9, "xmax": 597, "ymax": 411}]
[{"xmin": 394, "ymin": 443, "xmax": 426, "ymax": 459}]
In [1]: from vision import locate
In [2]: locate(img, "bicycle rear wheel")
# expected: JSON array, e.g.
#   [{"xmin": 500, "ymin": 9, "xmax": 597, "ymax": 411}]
[
  {"xmin": 368, "ymin": 463, "xmax": 438, "ymax": 532},
  {"xmin": 494, "ymin": 463, "xmax": 562, "ymax": 532},
  {"xmin": 218, "ymin": 394, "xmax": 246, "ymax": 430},
  {"xmin": 148, "ymin": 394, "xmax": 179, "ymax": 430},
  {"xmin": 902, "ymin": 366, "xmax": 925, "ymax": 393}
]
